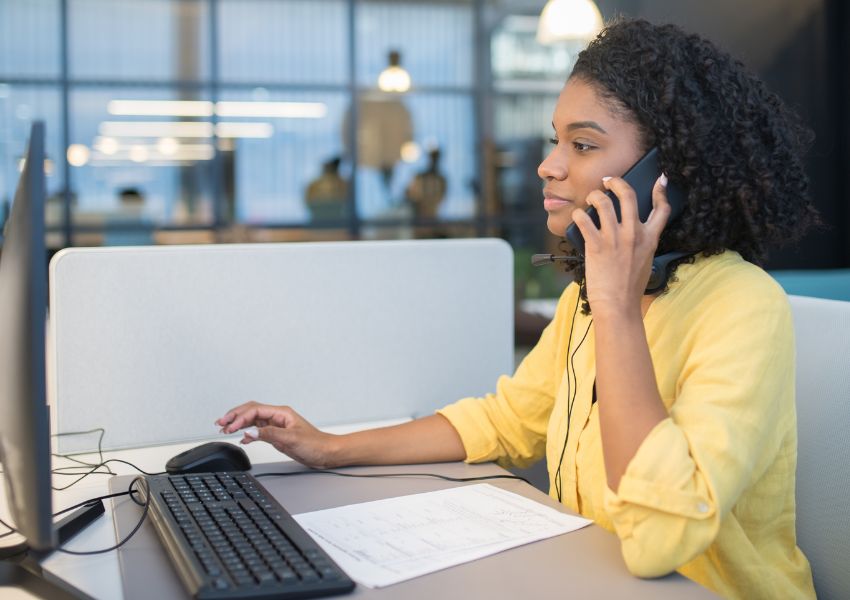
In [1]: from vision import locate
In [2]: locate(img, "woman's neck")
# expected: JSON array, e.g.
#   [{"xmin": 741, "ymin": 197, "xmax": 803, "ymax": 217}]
[{"xmin": 640, "ymin": 294, "xmax": 657, "ymax": 318}]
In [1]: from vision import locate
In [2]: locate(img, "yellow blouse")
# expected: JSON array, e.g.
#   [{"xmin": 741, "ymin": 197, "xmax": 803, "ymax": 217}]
[{"xmin": 437, "ymin": 251, "xmax": 815, "ymax": 599}]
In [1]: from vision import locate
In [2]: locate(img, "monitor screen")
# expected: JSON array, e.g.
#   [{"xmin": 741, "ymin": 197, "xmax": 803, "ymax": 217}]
[{"xmin": 0, "ymin": 121, "xmax": 54, "ymax": 550}]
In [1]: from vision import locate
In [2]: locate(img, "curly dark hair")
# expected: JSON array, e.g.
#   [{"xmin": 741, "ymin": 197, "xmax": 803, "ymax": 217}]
[{"xmin": 564, "ymin": 18, "xmax": 820, "ymax": 309}]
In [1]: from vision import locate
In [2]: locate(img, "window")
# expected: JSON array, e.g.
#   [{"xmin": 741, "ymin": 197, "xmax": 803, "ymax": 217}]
[
  {"xmin": 218, "ymin": 0, "xmax": 348, "ymax": 85},
  {"xmin": 69, "ymin": 0, "xmax": 210, "ymax": 82},
  {"xmin": 0, "ymin": 85, "xmax": 63, "ymax": 229},
  {"xmin": 68, "ymin": 86, "xmax": 216, "ymax": 227},
  {"xmin": 0, "ymin": 1, "xmax": 499, "ymax": 248},
  {"xmin": 0, "ymin": 0, "xmax": 61, "ymax": 78}
]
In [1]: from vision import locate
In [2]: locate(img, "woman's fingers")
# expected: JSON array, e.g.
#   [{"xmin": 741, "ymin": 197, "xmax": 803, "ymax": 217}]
[
  {"xmin": 645, "ymin": 174, "xmax": 672, "ymax": 238},
  {"xmin": 239, "ymin": 426, "xmax": 260, "ymax": 444},
  {"xmin": 571, "ymin": 207, "xmax": 602, "ymax": 249},
  {"xmin": 586, "ymin": 188, "xmax": 619, "ymax": 236},
  {"xmin": 252, "ymin": 425, "xmax": 294, "ymax": 449},
  {"xmin": 583, "ymin": 174, "xmax": 669, "ymax": 249},
  {"xmin": 217, "ymin": 402, "xmax": 297, "ymax": 434},
  {"xmin": 215, "ymin": 401, "xmax": 255, "ymax": 427},
  {"xmin": 245, "ymin": 417, "xmax": 335, "ymax": 469},
  {"xmin": 579, "ymin": 176, "xmax": 644, "ymax": 246},
  {"xmin": 601, "ymin": 176, "xmax": 639, "ymax": 228}
]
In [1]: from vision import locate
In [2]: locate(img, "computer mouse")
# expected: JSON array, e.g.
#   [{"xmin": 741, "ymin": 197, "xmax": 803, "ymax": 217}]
[{"xmin": 165, "ymin": 441, "xmax": 252, "ymax": 475}]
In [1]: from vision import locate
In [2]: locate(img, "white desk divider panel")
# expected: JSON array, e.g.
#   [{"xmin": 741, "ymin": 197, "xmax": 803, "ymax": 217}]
[{"xmin": 48, "ymin": 239, "xmax": 514, "ymax": 453}]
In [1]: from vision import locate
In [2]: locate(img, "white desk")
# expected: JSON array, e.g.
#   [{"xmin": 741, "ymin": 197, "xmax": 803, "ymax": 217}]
[
  {"xmin": 2, "ymin": 418, "xmax": 716, "ymax": 599},
  {"xmin": 1, "ymin": 419, "xmax": 408, "ymax": 599}
]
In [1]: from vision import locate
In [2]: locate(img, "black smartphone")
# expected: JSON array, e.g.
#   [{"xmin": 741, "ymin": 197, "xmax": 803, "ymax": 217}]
[{"xmin": 565, "ymin": 147, "xmax": 685, "ymax": 255}]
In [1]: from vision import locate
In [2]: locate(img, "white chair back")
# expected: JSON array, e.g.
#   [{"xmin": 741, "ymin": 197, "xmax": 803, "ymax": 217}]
[{"xmin": 789, "ymin": 294, "xmax": 850, "ymax": 599}]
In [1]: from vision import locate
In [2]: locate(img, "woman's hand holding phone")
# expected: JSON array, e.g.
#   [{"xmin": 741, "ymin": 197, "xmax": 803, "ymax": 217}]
[{"xmin": 571, "ymin": 174, "xmax": 672, "ymax": 316}]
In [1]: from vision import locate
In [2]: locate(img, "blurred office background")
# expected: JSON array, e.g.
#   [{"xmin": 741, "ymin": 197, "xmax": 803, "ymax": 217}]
[{"xmin": 1, "ymin": 0, "xmax": 848, "ymax": 308}]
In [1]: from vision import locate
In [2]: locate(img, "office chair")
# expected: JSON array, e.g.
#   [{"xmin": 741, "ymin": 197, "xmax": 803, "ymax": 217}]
[{"xmin": 789, "ymin": 295, "xmax": 850, "ymax": 599}]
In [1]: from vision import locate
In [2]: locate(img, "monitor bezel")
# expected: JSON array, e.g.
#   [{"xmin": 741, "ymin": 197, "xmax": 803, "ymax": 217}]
[{"xmin": 0, "ymin": 121, "xmax": 54, "ymax": 551}]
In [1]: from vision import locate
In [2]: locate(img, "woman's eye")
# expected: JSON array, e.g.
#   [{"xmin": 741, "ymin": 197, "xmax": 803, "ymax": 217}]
[
  {"xmin": 548, "ymin": 137, "xmax": 559, "ymax": 146},
  {"xmin": 573, "ymin": 142, "xmax": 593, "ymax": 152}
]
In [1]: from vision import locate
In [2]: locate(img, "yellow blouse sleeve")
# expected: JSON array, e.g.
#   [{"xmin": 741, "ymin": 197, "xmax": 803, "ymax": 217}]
[
  {"xmin": 602, "ymin": 277, "xmax": 795, "ymax": 577},
  {"xmin": 437, "ymin": 285, "xmax": 577, "ymax": 469}
]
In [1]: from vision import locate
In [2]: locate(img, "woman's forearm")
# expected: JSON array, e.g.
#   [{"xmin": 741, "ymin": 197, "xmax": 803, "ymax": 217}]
[
  {"xmin": 594, "ymin": 306, "xmax": 668, "ymax": 491},
  {"xmin": 329, "ymin": 414, "xmax": 467, "ymax": 467}
]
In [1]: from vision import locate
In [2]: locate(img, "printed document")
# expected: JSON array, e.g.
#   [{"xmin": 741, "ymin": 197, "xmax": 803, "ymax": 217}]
[{"xmin": 293, "ymin": 483, "xmax": 592, "ymax": 588}]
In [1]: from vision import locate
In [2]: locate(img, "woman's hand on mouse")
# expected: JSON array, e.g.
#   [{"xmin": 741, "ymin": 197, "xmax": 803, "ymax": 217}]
[{"xmin": 215, "ymin": 402, "xmax": 340, "ymax": 469}]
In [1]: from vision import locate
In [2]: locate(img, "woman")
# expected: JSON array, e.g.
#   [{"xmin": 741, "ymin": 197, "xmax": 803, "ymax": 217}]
[{"xmin": 217, "ymin": 19, "xmax": 817, "ymax": 598}]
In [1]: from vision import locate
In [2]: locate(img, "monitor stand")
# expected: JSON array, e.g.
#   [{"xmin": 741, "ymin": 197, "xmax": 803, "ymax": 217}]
[
  {"xmin": 0, "ymin": 558, "xmax": 89, "ymax": 599},
  {"xmin": 0, "ymin": 500, "xmax": 105, "ymax": 599}
]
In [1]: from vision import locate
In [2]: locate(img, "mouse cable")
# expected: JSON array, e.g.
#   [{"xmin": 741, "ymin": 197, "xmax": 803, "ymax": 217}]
[
  {"xmin": 53, "ymin": 428, "xmax": 108, "ymax": 462},
  {"xmin": 47, "ymin": 428, "xmax": 165, "ymax": 490},
  {"xmin": 1, "ymin": 478, "xmax": 151, "ymax": 555},
  {"xmin": 50, "ymin": 428, "xmax": 118, "ymax": 487},
  {"xmin": 6, "ymin": 478, "xmax": 148, "ymax": 530},
  {"xmin": 52, "ymin": 456, "xmax": 115, "ymax": 475},
  {"xmin": 56, "ymin": 477, "xmax": 151, "ymax": 556},
  {"xmin": 0, "ymin": 428, "xmax": 109, "ymax": 477},
  {"xmin": 1, "ymin": 428, "xmax": 136, "ymax": 537},
  {"xmin": 0, "ymin": 428, "xmax": 141, "ymax": 490},
  {"xmin": 256, "ymin": 469, "xmax": 532, "ymax": 486},
  {"xmin": 51, "ymin": 459, "xmax": 166, "ymax": 492},
  {"xmin": 52, "ymin": 479, "xmax": 147, "ymax": 518},
  {"xmin": 0, "ymin": 516, "xmax": 16, "ymax": 539}
]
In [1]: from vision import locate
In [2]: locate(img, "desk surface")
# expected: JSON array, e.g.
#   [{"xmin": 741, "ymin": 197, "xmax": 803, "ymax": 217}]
[
  {"xmin": 0, "ymin": 421, "xmax": 401, "ymax": 599},
  {"xmin": 2, "ymin": 427, "xmax": 716, "ymax": 599},
  {"xmin": 109, "ymin": 461, "xmax": 716, "ymax": 600}
]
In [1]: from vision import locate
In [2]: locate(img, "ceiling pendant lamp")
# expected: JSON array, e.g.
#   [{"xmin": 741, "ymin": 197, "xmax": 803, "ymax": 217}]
[
  {"xmin": 537, "ymin": 0, "xmax": 603, "ymax": 45},
  {"xmin": 377, "ymin": 50, "xmax": 411, "ymax": 93}
]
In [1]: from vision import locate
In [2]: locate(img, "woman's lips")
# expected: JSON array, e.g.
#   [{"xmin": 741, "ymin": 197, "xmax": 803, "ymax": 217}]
[{"xmin": 544, "ymin": 198, "xmax": 572, "ymax": 211}]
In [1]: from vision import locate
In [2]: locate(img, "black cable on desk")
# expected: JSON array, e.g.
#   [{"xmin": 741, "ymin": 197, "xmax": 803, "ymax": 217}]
[
  {"xmin": 0, "ymin": 516, "xmax": 16, "ymax": 539},
  {"xmin": 50, "ymin": 428, "xmax": 168, "ymax": 491},
  {"xmin": 55, "ymin": 477, "xmax": 151, "ymax": 556},
  {"xmin": 255, "ymin": 469, "xmax": 532, "ymax": 486},
  {"xmin": 1, "ymin": 478, "xmax": 151, "ymax": 555},
  {"xmin": 51, "ymin": 459, "xmax": 166, "ymax": 491}
]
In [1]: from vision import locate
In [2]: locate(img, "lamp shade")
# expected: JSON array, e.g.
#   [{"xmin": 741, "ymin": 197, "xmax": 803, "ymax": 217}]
[
  {"xmin": 537, "ymin": 0, "xmax": 603, "ymax": 45},
  {"xmin": 378, "ymin": 66, "xmax": 411, "ymax": 93},
  {"xmin": 378, "ymin": 50, "xmax": 412, "ymax": 92}
]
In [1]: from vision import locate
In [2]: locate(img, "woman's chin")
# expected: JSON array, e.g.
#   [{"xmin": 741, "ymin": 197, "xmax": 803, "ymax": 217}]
[{"xmin": 546, "ymin": 215, "xmax": 573, "ymax": 237}]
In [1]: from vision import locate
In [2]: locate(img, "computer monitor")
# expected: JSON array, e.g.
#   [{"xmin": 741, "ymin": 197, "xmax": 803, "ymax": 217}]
[{"xmin": 0, "ymin": 121, "xmax": 54, "ymax": 550}]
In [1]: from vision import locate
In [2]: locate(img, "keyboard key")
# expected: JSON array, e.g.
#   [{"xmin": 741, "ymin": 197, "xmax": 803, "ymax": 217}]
[
  {"xmin": 211, "ymin": 578, "xmax": 229, "ymax": 590},
  {"xmin": 256, "ymin": 571, "xmax": 276, "ymax": 584},
  {"xmin": 319, "ymin": 566, "xmax": 339, "ymax": 579},
  {"xmin": 277, "ymin": 571, "xmax": 299, "ymax": 585}
]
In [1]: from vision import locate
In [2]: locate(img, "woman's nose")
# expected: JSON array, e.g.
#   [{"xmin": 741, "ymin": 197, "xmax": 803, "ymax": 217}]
[{"xmin": 538, "ymin": 149, "xmax": 567, "ymax": 181}]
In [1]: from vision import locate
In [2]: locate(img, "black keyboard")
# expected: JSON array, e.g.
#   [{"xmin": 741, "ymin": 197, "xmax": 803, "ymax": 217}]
[{"xmin": 143, "ymin": 472, "xmax": 355, "ymax": 599}]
